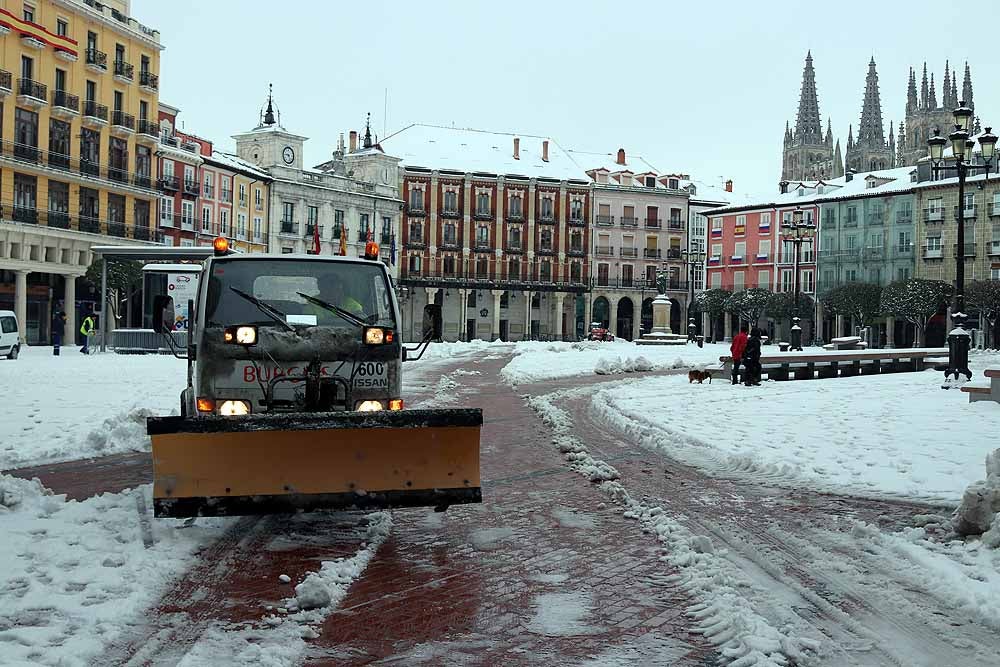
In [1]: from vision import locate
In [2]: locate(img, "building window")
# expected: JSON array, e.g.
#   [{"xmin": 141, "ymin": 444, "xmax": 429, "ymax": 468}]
[
  {"xmin": 780, "ymin": 270, "xmax": 794, "ymax": 293},
  {"xmin": 282, "ymin": 202, "xmax": 294, "ymax": 223},
  {"xmin": 510, "ymin": 194, "xmax": 522, "ymax": 217},
  {"xmin": 443, "ymin": 190, "xmax": 458, "ymax": 213},
  {"xmin": 134, "ymin": 200, "xmax": 150, "ymax": 233},
  {"xmin": 253, "ymin": 216, "xmax": 262, "ymax": 240},
  {"xmin": 570, "ymin": 199, "xmax": 583, "ymax": 221},
  {"xmin": 108, "ymin": 136, "xmax": 128, "ymax": 182},
  {"xmin": 802, "ymin": 270, "xmax": 815, "ymax": 293},
  {"xmin": 476, "ymin": 192, "xmax": 490, "ymax": 216},
  {"xmin": 711, "ymin": 217, "xmax": 723, "ymax": 232},
  {"xmin": 443, "ymin": 222, "xmax": 457, "ymax": 245},
  {"xmin": 23, "ymin": 3, "xmax": 34, "ymax": 22},
  {"xmin": 408, "ymin": 254, "xmax": 421, "ymax": 274},
  {"xmin": 359, "ymin": 213, "xmax": 370, "ymax": 238},
  {"xmin": 757, "ymin": 270, "xmax": 770, "ymax": 289},
  {"xmin": 202, "ymin": 206, "xmax": 212, "ymax": 233},
  {"xmin": 734, "ymin": 271, "xmax": 745, "ymax": 292},
  {"xmin": 307, "ymin": 205, "xmax": 319, "ymax": 229},
  {"xmin": 570, "ymin": 231, "xmax": 582, "ymax": 251},
  {"xmin": 48, "ymin": 118, "xmax": 70, "ymax": 164},
  {"xmin": 15, "ymin": 108, "xmax": 39, "ymax": 159},
  {"xmin": 333, "ymin": 209, "xmax": 344, "ymax": 238},
  {"xmin": 735, "ymin": 215, "xmax": 746, "ymax": 235},
  {"xmin": 508, "ymin": 258, "xmax": 520, "ymax": 279},
  {"xmin": 203, "ymin": 172, "xmax": 214, "ymax": 199},
  {"xmin": 571, "ymin": 262, "xmax": 582, "ymax": 282},
  {"xmin": 668, "ymin": 178, "xmax": 679, "ymax": 189},
  {"xmin": 539, "ymin": 261, "xmax": 551, "ymax": 282},
  {"xmin": 443, "ymin": 255, "xmax": 456, "ymax": 276},
  {"xmin": 540, "ymin": 196, "xmax": 553, "ymax": 219},
  {"xmin": 710, "ymin": 243, "xmax": 722, "ymax": 261},
  {"xmin": 476, "ymin": 257, "xmax": 489, "ymax": 278},
  {"xmin": 236, "ymin": 213, "xmax": 246, "ymax": 238},
  {"xmin": 409, "ymin": 187, "xmax": 423, "ymax": 211},
  {"xmin": 733, "ymin": 241, "xmax": 746, "ymax": 262},
  {"xmin": 255, "ymin": 188, "xmax": 263, "ymax": 210},
  {"xmin": 540, "ymin": 228, "xmax": 553, "ymax": 251},
  {"xmin": 220, "ymin": 209, "xmax": 230, "ymax": 236},
  {"xmin": 477, "ymin": 225, "xmax": 489, "ymax": 246},
  {"xmin": 409, "ymin": 221, "xmax": 423, "ymax": 242},
  {"xmin": 757, "ymin": 239, "xmax": 771, "ymax": 260},
  {"xmin": 57, "ymin": 19, "xmax": 69, "ymax": 37},
  {"xmin": 381, "ymin": 216, "xmax": 392, "ymax": 242},
  {"xmin": 159, "ymin": 197, "xmax": 173, "ymax": 226},
  {"xmin": 108, "ymin": 194, "xmax": 125, "ymax": 230},
  {"xmin": 181, "ymin": 201, "xmax": 194, "ymax": 228},
  {"xmin": 239, "ymin": 183, "xmax": 247, "ymax": 207},
  {"xmin": 135, "ymin": 145, "xmax": 151, "ymax": 184}
]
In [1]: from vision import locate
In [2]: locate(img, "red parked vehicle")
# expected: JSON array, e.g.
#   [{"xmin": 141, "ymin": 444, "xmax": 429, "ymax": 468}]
[{"xmin": 587, "ymin": 321, "xmax": 614, "ymax": 342}]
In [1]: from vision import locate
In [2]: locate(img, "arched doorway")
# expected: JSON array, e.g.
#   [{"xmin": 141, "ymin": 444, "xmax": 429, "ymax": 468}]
[
  {"xmin": 669, "ymin": 298, "xmax": 682, "ymax": 334},
  {"xmin": 641, "ymin": 298, "xmax": 654, "ymax": 335},
  {"xmin": 616, "ymin": 297, "xmax": 634, "ymax": 341},
  {"xmin": 592, "ymin": 296, "xmax": 610, "ymax": 329}
]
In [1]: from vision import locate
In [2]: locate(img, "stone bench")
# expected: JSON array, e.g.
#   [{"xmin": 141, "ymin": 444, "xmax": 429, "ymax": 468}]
[
  {"xmin": 962, "ymin": 368, "xmax": 1000, "ymax": 403},
  {"xmin": 720, "ymin": 348, "xmax": 949, "ymax": 382},
  {"xmin": 823, "ymin": 336, "xmax": 868, "ymax": 351}
]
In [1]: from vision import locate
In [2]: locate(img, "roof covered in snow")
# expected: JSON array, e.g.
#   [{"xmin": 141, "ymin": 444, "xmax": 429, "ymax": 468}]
[
  {"xmin": 380, "ymin": 124, "xmax": 588, "ymax": 182},
  {"xmin": 205, "ymin": 151, "xmax": 273, "ymax": 180}
]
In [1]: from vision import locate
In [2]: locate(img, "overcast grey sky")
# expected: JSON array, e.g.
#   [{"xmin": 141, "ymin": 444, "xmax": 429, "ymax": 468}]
[{"xmin": 135, "ymin": 0, "xmax": 999, "ymax": 198}]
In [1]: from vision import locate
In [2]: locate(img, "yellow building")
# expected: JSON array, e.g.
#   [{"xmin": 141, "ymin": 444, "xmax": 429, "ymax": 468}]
[{"xmin": 0, "ymin": 0, "xmax": 162, "ymax": 343}]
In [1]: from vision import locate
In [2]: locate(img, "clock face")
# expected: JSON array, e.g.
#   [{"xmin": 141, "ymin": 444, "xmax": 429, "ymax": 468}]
[{"xmin": 282, "ymin": 146, "xmax": 295, "ymax": 164}]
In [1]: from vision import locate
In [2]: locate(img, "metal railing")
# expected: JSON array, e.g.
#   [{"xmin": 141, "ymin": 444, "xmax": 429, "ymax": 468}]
[
  {"xmin": 643, "ymin": 248, "xmax": 662, "ymax": 258},
  {"xmin": 0, "ymin": 139, "xmax": 155, "ymax": 190},
  {"xmin": 202, "ymin": 184, "xmax": 215, "ymax": 199},
  {"xmin": 180, "ymin": 215, "xmax": 195, "ymax": 229},
  {"xmin": 2, "ymin": 207, "xmax": 161, "ymax": 241},
  {"xmin": 0, "ymin": 70, "xmax": 11, "ymax": 90},
  {"xmin": 280, "ymin": 221, "xmax": 298, "ymax": 234},
  {"xmin": 85, "ymin": 49, "xmax": 108, "ymax": 69},
  {"xmin": 506, "ymin": 212, "xmax": 524, "ymax": 222},
  {"xmin": 159, "ymin": 175, "xmax": 179, "ymax": 191},
  {"xmin": 666, "ymin": 248, "xmax": 682, "ymax": 259},
  {"xmin": 440, "ymin": 208, "xmax": 460, "ymax": 219},
  {"xmin": 83, "ymin": 100, "xmax": 108, "ymax": 122},
  {"xmin": 595, "ymin": 214, "xmax": 614, "ymax": 226},
  {"xmin": 988, "ymin": 241, "xmax": 1000, "ymax": 256},
  {"xmin": 18, "ymin": 78, "xmax": 47, "ymax": 101},
  {"xmin": 668, "ymin": 218, "xmax": 684, "ymax": 230},
  {"xmin": 619, "ymin": 216, "xmax": 638, "ymax": 227},
  {"xmin": 505, "ymin": 243, "xmax": 523, "ymax": 253},
  {"xmin": 473, "ymin": 210, "xmax": 493, "ymax": 221},
  {"xmin": 52, "ymin": 90, "xmax": 79, "ymax": 111},
  {"xmin": 538, "ymin": 211, "xmax": 554, "ymax": 223},
  {"xmin": 406, "ymin": 204, "xmax": 426, "ymax": 216},
  {"xmin": 139, "ymin": 71, "xmax": 158, "ymax": 89},
  {"xmin": 182, "ymin": 179, "xmax": 200, "ymax": 196},
  {"xmin": 568, "ymin": 216, "xmax": 586, "ymax": 227},
  {"xmin": 895, "ymin": 212, "xmax": 913, "ymax": 224},
  {"xmin": 867, "ymin": 211, "xmax": 885, "ymax": 225},
  {"xmin": 473, "ymin": 243, "xmax": 493, "ymax": 252},
  {"xmin": 644, "ymin": 218, "xmax": 661, "ymax": 229},
  {"xmin": 568, "ymin": 247, "xmax": 585, "ymax": 256},
  {"xmin": 922, "ymin": 207, "xmax": 943, "ymax": 222},
  {"xmin": 111, "ymin": 110, "xmax": 135, "ymax": 130},
  {"xmin": 596, "ymin": 245, "xmax": 614, "ymax": 256},
  {"xmin": 305, "ymin": 224, "xmax": 324, "ymax": 238},
  {"xmin": 953, "ymin": 205, "xmax": 977, "ymax": 219},
  {"xmin": 113, "ymin": 60, "xmax": 134, "ymax": 80},
  {"xmin": 922, "ymin": 245, "xmax": 943, "ymax": 259},
  {"xmin": 620, "ymin": 247, "xmax": 637, "ymax": 258},
  {"xmin": 536, "ymin": 245, "xmax": 556, "ymax": 255},
  {"xmin": 220, "ymin": 190, "xmax": 232, "ymax": 203}
]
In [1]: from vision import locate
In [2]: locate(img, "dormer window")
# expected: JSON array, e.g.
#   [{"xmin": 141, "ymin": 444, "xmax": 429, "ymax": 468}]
[
  {"xmin": 669, "ymin": 178, "xmax": 679, "ymax": 189},
  {"xmin": 645, "ymin": 176, "xmax": 656, "ymax": 187},
  {"xmin": 596, "ymin": 172, "xmax": 608, "ymax": 184},
  {"xmin": 620, "ymin": 174, "xmax": 631, "ymax": 186}
]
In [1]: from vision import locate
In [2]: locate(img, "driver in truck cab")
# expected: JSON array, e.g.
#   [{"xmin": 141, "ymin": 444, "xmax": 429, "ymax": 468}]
[{"xmin": 308, "ymin": 274, "xmax": 365, "ymax": 322}]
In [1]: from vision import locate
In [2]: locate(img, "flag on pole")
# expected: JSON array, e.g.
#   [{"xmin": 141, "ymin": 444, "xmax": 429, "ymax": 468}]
[
  {"xmin": 339, "ymin": 226, "xmax": 347, "ymax": 256},
  {"xmin": 312, "ymin": 219, "xmax": 321, "ymax": 255},
  {"xmin": 390, "ymin": 233, "xmax": 396, "ymax": 265}
]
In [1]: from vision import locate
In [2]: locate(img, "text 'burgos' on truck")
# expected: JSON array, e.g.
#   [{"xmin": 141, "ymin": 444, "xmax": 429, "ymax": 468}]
[{"xmin": 147, "ymin": 236, "xmax": 483, "ymax": 519}]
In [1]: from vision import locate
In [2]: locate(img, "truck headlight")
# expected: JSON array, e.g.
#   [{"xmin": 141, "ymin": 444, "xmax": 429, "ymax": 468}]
[
  {"xmin": 224, "ymin": 326, "xmax": 257, "ymax": 345},
  {"xmin": 219, "ymin": 400, "xmax": 251, "ymax": 416},
  {"xmin": 363, "ymin": 327, "xmax": 394, "ymax": 345},
  {"xmin": 356, "ymin": 400, "xmax": 385, "ymax": 412}
]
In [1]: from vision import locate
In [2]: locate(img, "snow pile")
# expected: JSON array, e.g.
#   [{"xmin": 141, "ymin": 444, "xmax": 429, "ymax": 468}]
[
  {"xmin": 953, "ymin": 449, "xmax": 1000, "ymax": 537},
  {"xmin": 592, "ymin": 370, "xmax": 1000, "ymax": 504},
  {"xmin": 527, "ymin": 390, "xmax": 819, "ymax": 665},
  {"xmin": 293, "ymin": 511, "xmax": 392, "ymax": 610},
  {"xmin": 82, "ymin": 407, "xmax": 156, "ymax": 458},
  {"xmin": 416, "ymin": 339, "xmax": 504, "ymax": 360},
  {"xmin": 501, "ymin": 340, "xmax": 727, "ymax": 385},
  {"xmin": 0, "ymin": 477, "xmax": 227, "ymax": 666}
]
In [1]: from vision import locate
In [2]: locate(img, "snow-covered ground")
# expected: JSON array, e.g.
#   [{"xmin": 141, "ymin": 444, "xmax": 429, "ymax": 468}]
[{"xmin": 593, "ymin": 351, "xmax": 1000, "ymax": 504}]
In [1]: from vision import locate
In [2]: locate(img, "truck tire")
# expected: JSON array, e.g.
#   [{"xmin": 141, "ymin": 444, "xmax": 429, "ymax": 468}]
[{"xmin": 8, "ymin": 345, "xmax": 18, "ymax": 360}]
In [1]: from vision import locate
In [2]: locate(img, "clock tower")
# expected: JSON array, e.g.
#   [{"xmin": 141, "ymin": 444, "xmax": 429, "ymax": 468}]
[{"xmin": 232, "ymin": 85, "xmax": 306, "ymax": 171}]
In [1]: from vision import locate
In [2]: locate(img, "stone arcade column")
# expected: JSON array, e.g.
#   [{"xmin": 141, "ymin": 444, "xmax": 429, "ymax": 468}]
[
  {"xmin": 14, "ymin": 271, "xmax": 28, "ymax": 344},
  {"xmin": 64, "ymin": 275, "xmax": 77, "ymax": 344},
  {"xmin": 886, "ymin": 316, "xmax": 895, "ymax": 349},
  {"xmin": 702, "ymin": 312, "xmax": 711, "ymax": 341},
  {"xmin": 723, "ymin": 312, "xmax": 732, "ymax": 341},
  {"xmin": 458, "ymin": 288, "xmax": 469, "ymax": 341},
  {"xmin": 553, "ymin": 293, "xmax": 565, "ymax": 340},
  {"xmin": 524, "ymin": 290, "xmax": 533, "ymax": 340},
  {"xmin": 583, "ymin": 296, "xmax": 592, "ymax": 340},
  {"xmin": 491, "ymin": 289, "xmax": 502, "ymax": 340},
  {"xmin": 631, "ymin": 304, "xmax": 641, "ymax": 342}
]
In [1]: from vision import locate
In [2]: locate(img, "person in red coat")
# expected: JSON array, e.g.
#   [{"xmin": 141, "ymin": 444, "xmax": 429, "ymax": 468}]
[{"xmin": 730, "ymin": 327, "xmax": 749, "ymax": 385}]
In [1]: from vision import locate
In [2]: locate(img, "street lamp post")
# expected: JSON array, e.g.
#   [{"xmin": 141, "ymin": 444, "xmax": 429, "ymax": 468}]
[
  {"xmin": 927, "ymin": 102, "xmax": 997, "ymax": 386},
  {"xmin": 681, "ymin": 247, "xmax": 706, "ymax": 341},
  {"xmin": 780, "ymin": 208, "xmax": 816, "ymax": 351}
]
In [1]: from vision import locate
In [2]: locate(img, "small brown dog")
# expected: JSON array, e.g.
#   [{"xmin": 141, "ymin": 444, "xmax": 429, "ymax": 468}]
[{"xmin": 688, "ymin": 369, "xmax": 712, "ymax": 384}]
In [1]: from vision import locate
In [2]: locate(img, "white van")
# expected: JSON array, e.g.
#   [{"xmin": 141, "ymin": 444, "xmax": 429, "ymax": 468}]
[{"xmin": 0, "ymin": 310, "xmax": 20, "ymax": 359}]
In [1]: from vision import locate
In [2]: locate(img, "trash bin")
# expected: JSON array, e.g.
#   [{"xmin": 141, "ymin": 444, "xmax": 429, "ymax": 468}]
[
  {"xmin": 778, "ymin": 341, "xmax": 790, "ymax": 352},
  {"xmin": 696, "ymin": 335, "xmax": 704, "ymax": 348}
]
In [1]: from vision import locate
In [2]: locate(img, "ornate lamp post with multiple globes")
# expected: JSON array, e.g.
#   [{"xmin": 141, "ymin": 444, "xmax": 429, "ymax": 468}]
[
  {"xmin": 780, "ymin": 208, "xmax": 816, "ymax": 351},
  {"xmin": 681, "ymin": 247, "xmax": 706, "ymax": 342},
  {"xmin": 926, "ymin": 101, "xmax": 997, "ymax": 386}
]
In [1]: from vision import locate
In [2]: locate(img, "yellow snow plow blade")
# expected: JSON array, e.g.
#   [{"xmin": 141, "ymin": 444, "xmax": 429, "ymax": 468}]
[{"xmin": 147, "ymin": 408, "xmax": 482, "ymax": 518}]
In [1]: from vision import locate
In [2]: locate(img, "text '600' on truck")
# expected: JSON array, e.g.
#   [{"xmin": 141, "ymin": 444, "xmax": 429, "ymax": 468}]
[{"xmin": 148, "ymin": 238, "xmax": 482, "ymax": 519}]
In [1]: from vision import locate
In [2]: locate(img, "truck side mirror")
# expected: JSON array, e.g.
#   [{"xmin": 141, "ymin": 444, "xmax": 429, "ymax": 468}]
[
  {"xmin": 422, "ymin": 304, "xmax": 442, "ymax": 341},
  {"xmin": 153, "ymin": 295, "xmax": 175, "ymax": 334}
]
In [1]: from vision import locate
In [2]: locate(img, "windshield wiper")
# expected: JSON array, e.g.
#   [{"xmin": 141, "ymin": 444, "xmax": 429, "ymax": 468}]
[
  {"xmin": 296, "ymin": 292, "xmax": 369, "ymax": 328},
  {"xmin": 229, "ymin": 286, "xmax": 296, "ymax": 332}
]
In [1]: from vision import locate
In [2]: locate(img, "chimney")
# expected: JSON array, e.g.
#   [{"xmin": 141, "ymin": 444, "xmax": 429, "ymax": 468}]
[
  {"xmin": 616, "ymin": 148, "xmax": 626, "ymax": 165},
  {"xmin": 513, "ymin": 137, "xmax": 520, "ymax": 160},
  {"xmin": 349, "ymin": 130, "xmax": 358, "ymax": 152},
  {"xmin": 725, "ymin": 179, "xmax": 733, "ymax": 192},
  {"xmin": 542, "ymin": 140, "xmax": 549, "ymax": 162},
  {"xmin": 845, "ymin": 169, "xmax": 854, "ymax": 182},
  {"xmin": 779, "ymin": 180, "xmax": 789, "ymax": 194}
]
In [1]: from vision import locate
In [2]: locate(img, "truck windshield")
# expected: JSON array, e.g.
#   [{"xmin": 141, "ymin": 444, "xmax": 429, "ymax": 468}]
[{"xmin": 204, "ymin": 259, "xmax": 395, "ymax": 329}]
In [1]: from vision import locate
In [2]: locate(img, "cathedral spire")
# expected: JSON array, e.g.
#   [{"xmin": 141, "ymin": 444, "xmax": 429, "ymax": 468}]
[
  {"xmin": 857, "ymin": 57, "xmax": 886, "ymax": 149},
  {"xmin": 897, "ymin": 120, "xmax": 906, "ymax": 166},
  {"xmin": 363, "ymin": 112, "xmax": 373, "ymax": 149},
  {"xmin": 847, "ymin": 124, "xmax": 854, "ymax": 149},
  {"xmin": 928, "ymin": 72, "xmax": 937, "ymax": 109},
  {"xmin": 826, "ymin": 118, "xmax": 833, "ymax": 145},
  {"xmin": 793, "ymin": 51, "xmax": 824, "ymax": 145},
  {"xmin": 833, "ymin": 140, "xmax": 844, "ymax": 178},
  {"xmin": 963, "ymin": 61, "xmax": 974, "ymax": 112},
  {"xmin": 906, "ymin": 67, "xmax": 918, "ymax": 114},
  {"xmin": 920, "ymin": 63, "xmax": 929, "ymax": 109},
  {"xmin": 951, "ymin": 77, "xmax": 959, "ymax": 111},
  {"xmin": 942, "ymin": 61, "xmax": 952, "ymax": 108}
]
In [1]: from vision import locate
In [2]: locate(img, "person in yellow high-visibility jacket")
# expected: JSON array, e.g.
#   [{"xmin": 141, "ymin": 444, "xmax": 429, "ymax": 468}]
[
  {"xmin": 79, "ymin": 311, "xmax": 96, "ymax": 354},
  {"xmin": 305, "ymin": 277, "xmax": 365, "ymax": 325}
]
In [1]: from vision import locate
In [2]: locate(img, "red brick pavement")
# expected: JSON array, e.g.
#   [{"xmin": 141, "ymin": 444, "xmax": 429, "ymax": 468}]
[{"xmin": 302, "ymin": 356, "xmax": 714, "ymax": 666}]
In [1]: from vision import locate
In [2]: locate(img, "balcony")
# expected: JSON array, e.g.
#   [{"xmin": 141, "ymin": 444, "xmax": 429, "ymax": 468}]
[
  {"xmin": 667, "ymin": 218, "xmax": 684, "ymax": 230},
  {"xmin": 620, "ymin": 247, "xmax": 638, "ymax": 258},
  {"xmin": 644, "ymin": 218, "xmax": 661, "ymax": 229},
  {"xmin": 473, "ymin": 243, "xmax": 493, "ymax": 253},
  {"xmin": 50, "ymin": 90, "xmax": 79, "ymax": 118},
  {"xmin": 159, "ymin": 175, "xmax": 180, "ymax": 192},
  {"xmin": 953, "ymin": 243, "xmax": 977, "ymax": 257},
  {"xmin": 108, "ymin": 166, "xmax": 129, "ymax": 184},
  {"xmin": 536, "ymin": 245, "xmax": 556, "ymax": 256},
  {"xmin": 895, "ymin": 212, "xmax": 913, "ymax": 224},
  {"xmin": 506, "ymin": 211, "xmax": 524, "ymax": 223},
  {"xmin": 568, "ymin": 247, "xmax": 585, "ymax": 257},
  {"xmin": 82, "ymin": 100, "xmax": 109, "ymax": 128},
  {"xmin": 79, "ymin": 217, "xmax": 101, "ymax": 234},
  {"xmin": 666, "ymin": 248, "xmax": 682, "ymax": 260},
  {"xmin": 894, "ymin": 244, "xmax": 914, "ymax": 256},
  {"xmin": 203, "ymin": 184, "xmax": 215, "ymax": 199},
  {"xmin": 536, "ymin": 212, "xmax": 554, "ymax": 224},
  {"xmin": 440, "ymin": 237, "xmax": 460, "ymax": 250},
  {"xmin": 133, "ymin": 225, "xmax": 159, "ymax": 242},
  {"xmin": 473, "ymin": 210, "xmax": 493, "ymax": 221},
  {"xmin": 305, "ymin": 224, "xmax": 324, "ymax": 239},
  {"xmin": 440, "ymin": 208, "xmax": 460, "ymax": 219},
  {"xmin": 505, "ymin": 243, "xmax": 523, "ymax": 254},
  {"xmin": 923, "ymin": 246, "xmax": 943, "ymax": 259},
  {"xmin": 867, "ymin": 211, "xmax": 885, "ymax": 225},
  {"xmin": 988, "ymin": 241, "xmax": 1000, "ymax": 257},
  {"xmin": 111, "ymin": 110, "xmax": 135, "ymax": 136},
  {"xmin": 406, "ymin": 204, "xmax": 426, "ymax": 217},
  {"xmin": 843, "ymin": 216, "xmax": 858, "ymax": 228},
  {"xmin": 220, "ymin": 190, "xmax": 232, "ymax": 204},
  {"xmin": 80, "ymin": 159, "xmax": 99, "ymax": 177},
  {"xmin": 180, "ymin": 215, "xmax": 195, "ymax": 230},
  {"xmin": 643, "ymin": 248, "xmax": 662, "ymax": 259},
  {"xmin": 595, "ymin": 215, "xmax": 614, "ymax": 226},
  {"xmin": 596, "ymin": 245, "xmax": 614, "ymax": 257},
  {"xmin": 107, "ymin": 221, "xmax": 127, "ymax": 238},
  {"xmin": 357, "ymin": 229, "xmax": 369, "ymax": 242},
  {"xmin": 568, "ymin": 216, "xmax": 586, "ymax": 227},
  {"xmin": 47, "ymin": 211, "xmax": 70, "ymax": 229},
  {"xmin": 139, "ymin": 71, "xmax": 159, "ymax": 92},
  {"xmin": 619, "ymin": 216, "xmax": 638, "ymax": 227},
  {"xmin": 182, "ymin": 179, "xmax": 200, "ymax": 197},
  {"xmin": 113, "ymin": 60, "xmax": 134, "ymax": 83},
  {"xmin": 17, "ymin": 78, "xmax": 47, "ymax": 108},
  {"xmin": 953, "ymin": 205, "xmax": 978, "ymax": 220},
  {"xmin": 85, "ymin": 49, "xmax": 108, "ymax": 72},
  {"xmin": 406, "ymin": 237, "xmax": 426, "ymax": 249},
  {"xmin": 0, "ymin": 70, "xmax": 11, "ymax": 97},
  {"xmin": 922, "ymin": 207, "xmax": 943, "ymax": 223},
  {"xmin": 865, "ymin": 247, "xmax": 884, "ymax": 259},
  {"xmin": 280, "ymin": 221, "xmax": 298, "ymax": 235},
  {"xmin": 12, "ymin": 142, "xmax": 40, "ymax": 163},
  {"xmin": 12, "ymin": 207, "xmax": 38, "ymax": 224}
]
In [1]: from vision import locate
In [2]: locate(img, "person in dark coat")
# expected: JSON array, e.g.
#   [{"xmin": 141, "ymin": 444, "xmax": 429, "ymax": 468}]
[
  {"xmin": 743, "ymin": 327, "xmax": 763, "ymax": 386},
  {"xmin": 51, "ymin": 310, "xmax": 67, "ymax": 356},
  {"xmin": 730, "ymin": 327, "xmax": 748, "ymax": 385}
]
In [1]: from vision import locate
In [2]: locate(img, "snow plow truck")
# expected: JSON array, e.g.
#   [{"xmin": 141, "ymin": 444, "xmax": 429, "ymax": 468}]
[{"xmin": 148, "ymin": 238, "xmax": 482, "ymax": 518}]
